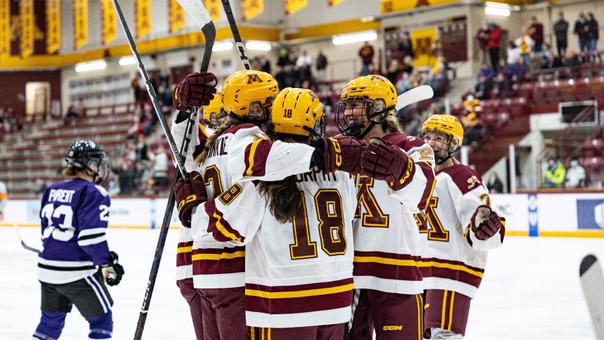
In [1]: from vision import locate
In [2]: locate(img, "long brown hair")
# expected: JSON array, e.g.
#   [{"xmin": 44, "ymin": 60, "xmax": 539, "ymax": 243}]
[
  {"xmin": 380, "ymin": 113, "xmax": 403, "ymax": 134},
  {"xmin": 256, "ymin": 133, "xmax": 309, "ymax": 223},
  {"xmin": 195, "ymin": 117, "xmax": 238, "ymax": 165}
]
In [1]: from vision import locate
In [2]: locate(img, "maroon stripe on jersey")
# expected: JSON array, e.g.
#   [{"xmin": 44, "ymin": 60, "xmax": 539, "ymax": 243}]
[
  {"xmin": 420, "ymin": 258, "xmax": 484, "ymax": 288},
  {"xmin": 246, "ymin": 278, "xmax": 353, "ymax": 293},
  {"xmin": 204, "ymin": 200, "xmax": 245, "ymax": 243},
  {"xmin": 354, "ymin": 251, "xmax": 422, "ymax": 261},
  {"xmin": 192, "ymin": 246, "xmax": 245, "ymax": 255},
  {"xmin": 176, "ymin": 241, "xmax": 193, "ymax": 267},
  {"xmin": 192, "ymin": 257, "xmax": 245, "ymax": 275},
  {"xmin": 353, "ymin": 251, "xmax": 422, "ymax": 281},
  {"xmin": 245, "ymin": 278, "xmax": 353, "ymax": 315},
  {"xmin": 417, "ymin": 161, "xmax": 436, "ymax": 211},
  {"xmin": 243, "ymin": 139, "xmax": 272, "ymax": 178}
]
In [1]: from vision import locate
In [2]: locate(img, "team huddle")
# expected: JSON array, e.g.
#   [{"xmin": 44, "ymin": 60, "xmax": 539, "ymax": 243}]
[{"xmin": 32, "ymin": 70, "xmax": 505, "ymax": 340}]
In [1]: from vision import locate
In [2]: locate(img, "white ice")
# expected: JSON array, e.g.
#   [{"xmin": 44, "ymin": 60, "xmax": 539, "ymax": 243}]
[{"xmin": 1, "ymin": 227, "xmax": 602, "ymax": 340}]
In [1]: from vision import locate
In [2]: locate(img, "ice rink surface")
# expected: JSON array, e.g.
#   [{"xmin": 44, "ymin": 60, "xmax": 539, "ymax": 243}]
[{"xmin": 1, "ymin": 227, "xmax": 603, "ymax": 340}]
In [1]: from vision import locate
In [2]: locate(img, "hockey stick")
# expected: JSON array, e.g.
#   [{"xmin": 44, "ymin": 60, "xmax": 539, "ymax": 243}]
[
  {"xmin": 580, "ymin": 254, "xmax": 604, "ymax": 340},
  {"xmin": 395, "ymin": 85, "xmax": 435, "ymax": 111},
  {"xmin": 14, "ymin": 224, "xmax": 41, "ymax": 254},
  {"xmin": 110, "ymin": 1, "xmax": 215, "ymax": 339},
  {"xmin": 220, "ymin": 0, "xmax": 251, "ymax": 70}
]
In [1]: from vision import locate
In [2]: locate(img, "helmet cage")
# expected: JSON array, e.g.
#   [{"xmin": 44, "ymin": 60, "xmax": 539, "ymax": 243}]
[
  {"xmin": 420, "ymin": 129, "xmax": 461, "ymax": 165},
  {"xmin": 335, "ymin": 96, "xmax": 391, "ymax": 138}
]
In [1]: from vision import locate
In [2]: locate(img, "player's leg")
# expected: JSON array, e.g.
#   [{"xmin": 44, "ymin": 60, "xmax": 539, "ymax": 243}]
[
  {"xmin": 370, "ymin": 291, "xmax": 423, "ymax": 340},
  {"xmin": 199, "ymin": 291, "xmax": 220, "ymax": 340},
  {"xmin": 249, "ymin": 326, "xmax": 316, "ymax": 340},
  {"xmin": 33, "ymin": 282, "xmax": 71, "ymax": 340},
  {"xmin": 423, "ymin": 289, "xmax": 471, "ymax": 339},
  {"xmin": 317, "ymin": 323, "xmax": 346, "ymax": 340},
  {"xmin": 347, "ymin": 289, "xmax": 374, "ymax": 340},
  {"xmin": 201, "ymin": 287, "xmax": 247, "ymax": 340},
  {"xmin": 176, "ymin": 279, "xmax": 204, "ymax": 340},
  {"xmin": 61, "ymin": 272, "xmax": 114, "ymax": 339}
]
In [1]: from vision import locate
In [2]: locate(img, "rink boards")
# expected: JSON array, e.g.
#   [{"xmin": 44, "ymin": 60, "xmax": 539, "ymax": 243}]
[{"xmin": 2, "ymin": 193, "xmax": 604, "ymax": 237}]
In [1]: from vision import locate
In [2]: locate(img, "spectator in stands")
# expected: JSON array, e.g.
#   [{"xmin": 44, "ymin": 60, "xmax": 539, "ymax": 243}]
[
  {"xmin": 259, "ymin": 55, "xmax": 271, "ymax": 74},
  {"xmin": 476, "ymin": 22, "xmax": 490, "ymax": 64},
  {"xmin": 562, "ymin": 50, "xmax": 581, "ymax": 67},
  {"xmin": 474, "ymin": 75, "xmax": 492, "ymax": 100},
  {"xmin": 358, "ymin": 41, "xmax": 375, "ymax": 76},
  {"xmin": 477, "ymin": 62, "xmax": 494, "ymax": 83},
  {"xmin": 587, "ymin": 12, "xmax": 599, "ymax": 60},
  {"xmin": 131, "ymin": 73, "xmax": 146, "ymax": 112},
  {"xmin": 566, "ymin": 158, "xmax": 586, "ymax": 188},
  {"xmin": 543, "ymin": 52, "xmax": 563, "ymax": 69},
  {"xmin": 517, "ymin": 31, "xmax": 535, "ymax": 65},
  {"xmin": 315, "ymin": 49, "xmax": 328, "ymax": 81},
  {"xmin": 575, "ymin": 12, "xmax": 590, "ymax": 53},
  {"xmin": 486, "ymin": 173, "xmax": 504, "ymax": 193},
  {"xmin": 0, "ymin": 107, "xmax": 4, "ymax": 132},
  {"xmin": 461, "ymin": 95, "xmax": 482, "ymax": 147},
  {"xmin": 529, "ymin": 17, "xmax": 544, "ymax": 53},
  {"xmin": 64, "ymin": 98, "xmax": 86, "ymax": 126},
  {"xmin": 386, "ymin": 59, "xmax": 403, "ymax": 85},
  {"xmin": 498, "ymin": 58, "xmax": 513, "ymax": 80},
  {"xmin": 554, "ymin": 12, "xmax": 569, "ymax": 57},
  {"xmin": 297, "ymin": 50, "xmax": 313, "ymax": 87},
  {"xmin": 151, "ymin": 145, "xmax": 169, "ymax": 192},
  {"xmin": 510, "ymin": 58, "xmax": 528, "ymax": 83},
  {"xmin": 488, "ymin": 23, "xmax": 503, "ymax": 71},
  {"xmin": 507, "ymin": 41, "xmax": 521, "ymax": 65},
  {"xmin": 544, "ymin": 157, "xmax": 566, "ymax": 188},
  {"xmin": 492, "ymin": 72, "xmax": 511, "ymax": 98},
  {"xmin": 527, "ymin": 51, "xmax": 544, "ymax": 73},
  {"xmin": 399, "ymin": 32, "xmax": 414, "ymax": 60},
  {"xmin": 157, "ymin": 84, "xmax": 173, "ymax": 117}
]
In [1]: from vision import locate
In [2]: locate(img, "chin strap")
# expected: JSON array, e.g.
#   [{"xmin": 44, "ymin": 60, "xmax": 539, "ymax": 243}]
[{"xmin": 435, "ymin": 146, "xmax": 461, "ymax": 165}]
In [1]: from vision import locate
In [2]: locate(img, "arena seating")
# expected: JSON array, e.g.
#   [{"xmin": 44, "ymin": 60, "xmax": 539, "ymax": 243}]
[{"xmin": 0, "ymin": 104, "xmax": 135, "ymax": 197}]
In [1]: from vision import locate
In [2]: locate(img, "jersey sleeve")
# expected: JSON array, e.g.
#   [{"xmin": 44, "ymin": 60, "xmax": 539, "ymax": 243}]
[
  {"xmin": 385, "ymin": 136, "xmax": 436, "ymax": 213},
  {"xmin": 227, "ymin": 125, "xmax": 315, "ymax": 182},
  {"xmin": 76, "ymin": 185, "xmax": 112, "ymax": 266},
  {"xmin": 170, "ymin": 110, "xmax": 201, "ymax": 172},
  {"xmin": 190, "ymin": 181, "xmax": 265, "ymax": 247},
  {"xmin": 447, "ymin": 170, "xmax": 505, "ymax": 251}
]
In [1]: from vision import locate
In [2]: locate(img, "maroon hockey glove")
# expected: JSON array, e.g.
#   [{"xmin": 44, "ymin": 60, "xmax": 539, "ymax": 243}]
[
  {"xmin": 173, "ymin": 72, "xmax": 218, "ymax": 111},
  {"xmin": 471, "ymin": 205, "xmax": 504, "ymax": 240},
  {"xmin": 361, "ymin": 138, "xmax": 412, "ymax": 187},
  {"xmin": 174, "ymin": 171, "xmax": 208, "ymax": 228},
  {"xmin": 313, "ymin": 136, "xmax": 365, "ymax": 174}
]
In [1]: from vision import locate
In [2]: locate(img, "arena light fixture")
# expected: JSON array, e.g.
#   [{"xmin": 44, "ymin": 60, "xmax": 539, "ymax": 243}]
[
  {"xmin": 485, "ymin": 2, "xmax": 511, "ymax": 17},
  {"xmin": 332, "ymin": 31, "xmax": 377, "ymax": 46},
  {"xmin": 245, "ymin": 41, "xmax": 272, "ymax": 51},
  {"xmin": 212, "ymin": 40, "xmax": 233, "ymax": 52},
  {"xmin": 119, "ymin": 56, "xmax": 136, "ymax": 66},
  {"xmin": 75, "ymin": 59, "xmax": 107, "ymax": 73}
]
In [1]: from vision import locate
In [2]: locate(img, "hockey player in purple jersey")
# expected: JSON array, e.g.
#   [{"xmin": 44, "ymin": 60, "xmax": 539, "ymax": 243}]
[{"xmin": 33, "ymin": 140, "xmax": 124, "ymax": 340}]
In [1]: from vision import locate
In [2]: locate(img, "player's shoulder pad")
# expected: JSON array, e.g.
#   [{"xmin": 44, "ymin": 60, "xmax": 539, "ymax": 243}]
[
  {"xmin": 439, "ymin": 164, "xmax": 483, "ymax": 195},
  {"xmin": 223, "ymin": 123, "xmax": 257, "ymax": 135},
  {"xmin": 383, "ymin": 132, "xmax": 427, "ymax": 151}
]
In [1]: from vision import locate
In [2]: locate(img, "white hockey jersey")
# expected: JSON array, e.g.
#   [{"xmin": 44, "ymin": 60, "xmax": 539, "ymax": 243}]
[
  {"xmin": 191, "ymin": 170, "xmax": 358, "ymax": 328},
  {"xmin": 353, "ymin": 132, "xmax": 436, "ymax": 295},
  {"xmin": 419, "ymin": 163, "xmax": 505, "ymax": 299},
  {"xmin": 174, "ymin": 119, "xmax": 317, "ymax": 289}
]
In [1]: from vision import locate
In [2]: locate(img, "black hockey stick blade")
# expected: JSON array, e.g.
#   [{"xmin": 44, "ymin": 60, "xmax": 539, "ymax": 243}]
[
  {"xmin": 220, "ymin": 0, "xmax": 251, "ymax": 70},
  {"xmin": 580, "ymin": 254, "xmax": 598, "ymax": 276}
]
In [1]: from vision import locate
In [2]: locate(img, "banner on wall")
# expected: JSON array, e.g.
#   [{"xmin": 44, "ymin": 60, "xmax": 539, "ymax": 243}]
[
  {"xmin": 241, "ymin": 0, "xmax": 264, "ymax": 21},
  {"xmin": 169, "ymin": 0, "xmax": 185, "ymax": 33},
  {"xmin": 380, "ymin": 0, "xmax": 457, "ymax": 14},
  {"xmin": 284, "ymin": 0, "xmax": 307, "ymax": 15},
  {"xmin": 205, "ymin": 0, "xmax": 221, "ymax": 22},
  {"xmin": 74, "ymin": 0, "xmax": 88, "ymax": 49},
  {"xmin": 101, "ymin": 0, "xmax": 117, "ymax": 45},
  {"xmin": 577, "ymin": 199, "xmax": 604, "ymax": 230},
  {"xmin": 136, "ymin": 0, "xmax": 151, "ymax": 39},
  {"xmin": 328, "ymin": 0, "xmax": 345, "ymax": 6},
  {"xmin": 20, "ymin": 0, "xmax": 34, "ymax": 58},
  {"xmin": 0, "ymin": 0, "xmax": 9, "ymax": 57},
  {"xmin": 46, "ymin": 0, "xmax": 60, "ymax": 54},
  {"xmin": 410, "ymin": 26, "xmax": 438, "ymax": 67}
]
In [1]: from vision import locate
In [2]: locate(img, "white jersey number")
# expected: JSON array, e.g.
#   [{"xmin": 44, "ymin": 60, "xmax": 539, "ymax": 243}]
[{"xmin": 41, "ymin": 204, "xmax": 75, "ymax": 242}]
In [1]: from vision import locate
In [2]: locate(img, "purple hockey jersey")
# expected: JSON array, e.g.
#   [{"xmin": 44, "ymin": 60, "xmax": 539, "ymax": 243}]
[{"xmin": 37, "ymin": 178, "xmax": 112, "ymax": 284}]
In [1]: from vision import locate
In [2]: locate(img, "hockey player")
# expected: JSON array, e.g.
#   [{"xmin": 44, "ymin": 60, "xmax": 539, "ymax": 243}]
[
  {"xmin": 202, "ymin": 91, "xmax": 225, "ymax": 129},
  {"xmin": 335, "ymin": 75, "xmax": 436, "ymax": 340},
  {"xmin": 175, "ymin": 88, "xmax": 408, "ymax": 339},
  {"xmin": 418, "ymin": 114, "xmax": 505, "ymax": 339},
  {"xmin": 33, "ymin": 140, "xmax": 124, "ymax": 340}
]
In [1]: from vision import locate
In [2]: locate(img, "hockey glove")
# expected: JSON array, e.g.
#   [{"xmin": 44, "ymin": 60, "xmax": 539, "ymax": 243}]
[
  {"xmin": 361, "ymin": 138, "xmax": 412, "ymax": 188},
  {"xmin": 102, "ymin": 251, "xmax": 125, "ymax": 286},
  {"xmin": 174, "ymin": 171, "xmax": 208, "ymax": 228},
  {"xmin": 311, "ymin": 136, "xmax": 365, "ymax": 174},
  {"xmin": 471, "ymin": 205, "xmax": 504, "ymax": 240},
  {"xmin": 173, "ymin": 72, "xmax": 218, "ymax": 111}
]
